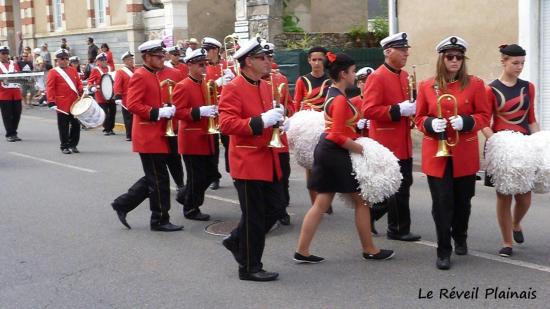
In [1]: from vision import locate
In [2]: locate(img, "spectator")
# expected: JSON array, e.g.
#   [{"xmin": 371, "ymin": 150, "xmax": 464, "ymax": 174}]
[
  {"xmin": 186, "ymin": 38, "xmax": 199, "ymax": 56},
  {"xmin": 60, "ymin": 38, "xmax": 71, "ymax": 55},
  {"xmin": 17, "ymin": 52, "xmax": 35, "ymax": 107},
  {"xmin": 87, "ymin": 37, "xmax": 99, "ymax": 64},
  {"xmin": 100, "ymin": 43, "xmax": 115, "ymax": 71},
  {"xmin": 40, "ymin": 43, "xmax": 52, "ymax": 68}
]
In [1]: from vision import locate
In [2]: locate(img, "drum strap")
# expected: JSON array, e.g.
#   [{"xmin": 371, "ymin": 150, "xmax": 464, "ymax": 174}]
[
  {"xmin": 0, "ymin": 61, "xmax": 15, "ymax": 73},
  {"xmin": 54, "ymin": 67, "xmax": 79, "ymax": 95},
  {"xmin": 95, "ymin": 66, "xmax": 106, "ymax": 75},
  {"xmin": 121, "ymin": 67, "xmax": 134, "ymax": 78}
]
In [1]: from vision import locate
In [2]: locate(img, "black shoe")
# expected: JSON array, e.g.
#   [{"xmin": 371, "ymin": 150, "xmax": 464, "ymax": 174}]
[
  {"xmin": 109, "ymin": 131, "xmax": 116, "ymax": 135},
  {"xmin": 61, "ymin": 148, "xmax": 72, "ymax": 154},
  {"xmin": 513, "ymin": 230, "xmax": 524, "ymax": 244},
  {"xmin": 387, "ymin": 232, "xmax": 421, "ymax": 242},
  {"xmin": 454, "ymin": 242, "xmax": 468, "ymax": 255},
  {"xmin": 239, "ymin": 269, "xmax": 279, "ymax": 282},
  {"xmin": 13, "ymin": 135, "xmax": 21, "ymax": 141},
  {"xmin": 126, "ymin": 137, "xmax": 131, "ymax": 141},
  {"xmin": 6, "ymin": 136, "xmax": 16, "ymax": 142},
  {"xmin": 279, "ymin": 212, "xmax": 291, "ymax": 226},
  {"xmin": 436, "ymin": 257, "xmax": 451, "ymax": 270},
  {"xmin": 222, "ymin": 235, "xmax": 241, "ymax": 263},
  {"xmin": 103, "ymin": 131, "xmax": 110, "ymax": 136},
  {"xmin": 326, "ymin": 205, "xmax": 333, "ymax": 214},
  {"xmin": 499, "ymin": 247, "xmax": 513, "ymax": 257},
  {"xmin": 150, "ymin": 222, "xmax": 183, "ymax": 232},
  {"xmin": 293, "ymin": 252, "xmax": 325, "ymax": 264},
  {"xmin": 115, "ymin": 210, "xmax": 131, "ymax": 229},
  {"xmin": 209, "ymin": 180, "xmax": 220, "ymax": 190},
  {"xmin": 70, "ymin": 147, "xmax": 80, "ymax": 153},
  {"xmin": 184, "ymin": 210, "xmax": 210, "ymax": 221},
  {"xmin": 363, "ymin": 249, "xmax": 395, "ymax": 260}
]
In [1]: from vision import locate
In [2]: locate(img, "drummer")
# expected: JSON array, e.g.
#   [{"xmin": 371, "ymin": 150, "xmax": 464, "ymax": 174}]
[
  {"xmin": 46, "ymin": 49, "xmax": 84, "ymax": 154},
  {"xmin": 87, "ymin": 53, "xmax": 116, "ymax": 135}
]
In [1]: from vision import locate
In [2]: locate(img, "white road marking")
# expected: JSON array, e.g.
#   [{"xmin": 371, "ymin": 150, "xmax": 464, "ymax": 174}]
[
  {"xmin": 8, "ymin": 152, "xmax": 98, "ymax": 173},
  {"xmin": 415, "ymin": 240, "xmax": 550, "ymax": 274},
  {"xmin": 169, "ymin": 186, "xmax": 239, "ymax": 205}
]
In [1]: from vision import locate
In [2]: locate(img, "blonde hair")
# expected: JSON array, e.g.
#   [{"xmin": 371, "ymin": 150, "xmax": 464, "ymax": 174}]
[{"xmin": 435, "ymin": 52, "xmax": 469, "ymax": 91}]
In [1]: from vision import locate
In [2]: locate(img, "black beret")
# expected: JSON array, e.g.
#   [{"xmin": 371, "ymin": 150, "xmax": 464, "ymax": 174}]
[
  {"xmin": 308, "ymin": 46, "xmax": 328, "ymax": 55},
  {"xmin": 499, "ymin": 44, "xmax": 526, "ymax": 56}
]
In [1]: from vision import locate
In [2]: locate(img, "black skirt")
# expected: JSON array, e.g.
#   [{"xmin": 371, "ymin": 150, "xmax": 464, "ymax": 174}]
[{"xmin": 307, "ymin": 133, "xmax": 360, "ymax": 193}]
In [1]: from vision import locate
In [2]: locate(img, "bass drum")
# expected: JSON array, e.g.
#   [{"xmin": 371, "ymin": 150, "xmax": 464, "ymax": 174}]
[
  {"xmin": 71, "ymin": 97, "xmax": 105, "ymax": 128},
  {"xmin": 100, "ymin": 73, "xmax": 115, "ymax": 101}
]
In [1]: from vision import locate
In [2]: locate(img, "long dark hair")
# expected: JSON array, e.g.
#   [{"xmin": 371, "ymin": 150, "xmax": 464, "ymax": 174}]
[
  {"xmin": 324, "ymin": 52, "xmax": 355, "ymax": 81},
  {"xmin": 435, "ymin": 50, "xmax": 469, "ymax": 91}
]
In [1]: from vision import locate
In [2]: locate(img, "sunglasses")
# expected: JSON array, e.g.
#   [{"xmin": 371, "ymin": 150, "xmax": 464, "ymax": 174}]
[
  {"xmin": 444, "ymin": 54, "xmax": 465, "ymax": 61},
  {"xmin": 59, "ymin": 57, "xmax": 69, "ymax": 60}
]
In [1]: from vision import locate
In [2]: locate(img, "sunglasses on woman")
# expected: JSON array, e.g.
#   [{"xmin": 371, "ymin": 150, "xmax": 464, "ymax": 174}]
[{"xmin": 444, "ymin": 54, "xmax": 465, "ymax": 61}]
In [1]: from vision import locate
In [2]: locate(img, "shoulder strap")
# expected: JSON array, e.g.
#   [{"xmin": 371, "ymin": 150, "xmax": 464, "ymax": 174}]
[
  {"xmin": 121, "ymin": 67, "xmax": 134, "ymax": 78},
  {"xmin": 54, "ymin": 67, "xmax": 79, "ymax": 95}
]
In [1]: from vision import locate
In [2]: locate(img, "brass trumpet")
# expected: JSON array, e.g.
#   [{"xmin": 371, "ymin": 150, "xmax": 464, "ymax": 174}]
[
  {"xmin": 408, "ymin": 65, "xmax": 417, "ymax": 129},
  {"xmin": 204, "ymin": 79, "xmax": 220, "ymax": 134},
  {"xmin": 223, "ymin": 34, "xmax": 240, "ymax": 76},
  {"xmin": 268, "ymin": 77, "xmax": 285, "ymax": 148},
  {"xmin": 165, "ymin": 83, "xmax": 177, "ymax": 137},
  {"xmin": 435, "ymin": 93, "xmax": 459, "ymax": 157}
]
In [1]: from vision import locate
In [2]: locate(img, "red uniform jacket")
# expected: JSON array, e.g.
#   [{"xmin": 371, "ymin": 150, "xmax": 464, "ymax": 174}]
[
  {"xmin": 293, "ymin": 73, "xmax": 330, "ymax": 112},
  {"xmin": 173, "ymin": 76, "xmax": 216, "ymax": 155},
  {"xmin": 87, "ymin": 65, "xmax": 111, "ymax": 104},
  {"xmin": 0, "ymin": 61, "xmax": 22, "ymax": 101},
  {"xmin": 113, "ymin": 66, "xmax": 134, "ymax": 107},
  {"xmin": 324, "ymin": 88, "xmax": 360, "ymax": 145},
  {"xmin": 219, "ymin": 74, "xmax": 282, "ymax": 182},
  {"xmin": 362, "ymin": 63, "xmax": 412, "ymax": 160},
  {"xmin": 105, "ymin": 51, "xmax": 115, "ymax": 71},
  {"xmin": 126, "ymin": 66, "xmax": 170, "ymax": 154},
  {"xmin": 415, "ymin": 76, "xmax": 491, "ymax": 178},
  {"xmin": 168, "ymin": 62, "xmax": 188, "ymax": 78},
  {"xmin": 157, "ymin": 67, "xmax": 184, "ymax": 132},
  {"xmin": 263, "ymin": 71, "xmax": 294, "ymax": 153},
  {"xmin": 46, "ymin": 66, "xmax": 83, "ymax": 113},
  {"xmin": 350, "ymin": 95, "xmax": 368, "ymax": 136}
]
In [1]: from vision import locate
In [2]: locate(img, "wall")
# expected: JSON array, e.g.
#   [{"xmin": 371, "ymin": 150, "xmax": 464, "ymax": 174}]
[
  {"xmin": 65, "ymin": 0, "xmax": 88, "ymax": 31},
  {"xmin": 110, "ymin": 0, "xmax": 127, "ymax": 26},
  {"xmin": 187, "ymin": 0, "xmax": 235, "ymax": 41},
  {"xmin": 33, "ymin": 0, "xmax": 48, "ymax": 34},
  {"xmin": 398, "ymin": 0, "xmax": 518, "ymax": 83}
]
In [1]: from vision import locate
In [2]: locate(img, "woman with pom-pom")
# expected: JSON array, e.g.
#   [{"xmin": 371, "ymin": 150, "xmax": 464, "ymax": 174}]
[
  {"xmin": 294, "ymin": 52, "xmax": 395, "ymax": 263},
  {"xmin": 481, "ymin": 44, "xmax": 540, "ymax": 258},
  {"xmin": 415, "ymin": 36, "xmax": 491, "ymax": 270}
]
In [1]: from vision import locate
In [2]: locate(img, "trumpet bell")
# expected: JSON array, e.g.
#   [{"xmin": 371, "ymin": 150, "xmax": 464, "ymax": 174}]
[
  {"xmin": 165, "ymin": 120, "xmax": 177, "ymax": 137},
  {"xmin": 435, "ymin": 140, "xmax": 451, "ymax": 157},
  {"xmin": 268, "ymin": 128, "xmax": 284, "ymax": 148},
  {"xmin": 207, "ymin": 118, "xmax": 220, "ymax": 134}
]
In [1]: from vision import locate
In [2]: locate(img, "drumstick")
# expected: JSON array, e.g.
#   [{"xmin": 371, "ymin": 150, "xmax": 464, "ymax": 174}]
[{"xmin": 53, "ymin": 108, "xmax": 70, "ymax": 115}]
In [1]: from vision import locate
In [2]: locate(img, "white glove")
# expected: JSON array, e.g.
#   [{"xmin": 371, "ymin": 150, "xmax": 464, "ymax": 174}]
[
  {"xmin": 223, "ymin": 69, "xmax": 235, "ymax": 79},
  {"xmin": 357, "ymin": 118, "xmax": 367, "ymax": 130},
  {"xmin": 89, "ymin": 86, "xmax": 97, "ymax": 93},
  {"xmin": 158, "ymin": 105, "xmax": 176, "ymax": 119},
  {"xmin": 49, "ymin": 105, "xmax": 57, "ymax": 111},
  {"xmin": 199, "ymin": 105, "xmax": 218, "ymax": 118},
  {"xmin": 449, "ymin": 115, "xmax": 464, "ymax": 131},
  {"xmin": 282, "ymin": 117, "xmax": 291, "ymax": 132},
  {"xmin": 398, "ymin": 100, "xmax": 416, "ymax": 117},
  {"xmin": 431, "ymin": 118, "xmax": 448, "ymax": 133},
  {"xmin": 115, "ymin": 99, "xmax": 122, "ymax": 105},
  {"xmin": 261, "ymin": 107, "xmax": 284, "ymax": 128}
]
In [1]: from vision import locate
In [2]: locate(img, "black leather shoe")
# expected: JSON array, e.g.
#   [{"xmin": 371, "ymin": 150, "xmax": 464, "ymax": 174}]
[
  {"xmin": 513, "ymin": 230, "xmax": 524, "ymax": 243},
  {"xmin": 125, "ymin": 137, "xmax": 132, "ymax": 141},
  {"xmin": 109, "ymin": 131, "xmax": 116, "ymax": 135},
  {"xmin": 61, "ymin": 148, "xmax": 72, "ymax": 154},
  {"xmin": 239, "ymin": 269, "xmax": 279, "ymax": 282},
  {"xmin": 209, "ymin": 180, "xmax": 220, "ymax": 190},
  {"xmin": 222, "ymin": 235, "xmax": 240, "ymax": 262},
  {"xmin": 6, "ymin": 136, "xmax": 16, "ymax": 142},
  {"xmin": 150, "ymin": 222, "xmax": 183, "ymax": 232},
  {"xmin": 436, "ymin": 257, "xmax": 451, "ymax": 270},
  {"xmin": 115, "ymin": 210, "xmax": 131, "ymax": 229},
  {"xmin": 13, "ymin": 135, "xmax": 21, "ymax": 141},
  {"xmin": 387, "ymin": 232, "xmax": 421, "ymax": 242},
  {"xmin": 279, "ymin": 212, "xmax": 290, "ymax": 226},
  {"xmin": 184, "ymin": 210, "xmax": 210, "ymax": 221},
  {"xmin": 454, "ymin": 242, "xmax": 468, "ymax": 255},
  {"xmin": 70, "ymin": 147, "xmax": 80, "ymax": 153}
]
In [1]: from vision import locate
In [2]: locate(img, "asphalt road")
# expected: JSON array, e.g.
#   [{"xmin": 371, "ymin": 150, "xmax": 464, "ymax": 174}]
[{"xmin": 1, "ymin": 107, "xmax": 549, "ymax": 308}]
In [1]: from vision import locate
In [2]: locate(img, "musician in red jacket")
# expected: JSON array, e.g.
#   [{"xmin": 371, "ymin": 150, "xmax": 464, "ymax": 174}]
[
  {"xmin": 172, "ymin": 48, "xmax": 217, "ymax": 221},
  {"xmin": 165, "ymin": 46, "xmax": 189, "ymax": 77},
  {"xmin": 0, "ymin": 45, "xmax": 23, "ymax": 142},
  {"xmin": 415, "ymin": 36, "xmax": 490, "ymax": 270},
  {"xmin": 88, "ymin": 53, "xmax": 116, "ymax": 135},
  {"xmin": 219, "ymin": 38, "xmax": 284, "ymax": 282},
  {"xmin": 46, "ymin": 49, "xmax": 84, "ymax": 154},
  {"xmin": 203, "ymin": 37, "xmax": 233, "ymax": 190},
  {"xmin": 114, "ymin": 51, "xmax": 135, "ymax": 141},
  {"xmin": 110, "ymin": 40, "xmax": 183, "ymax": 232},
  {"xmin": 362, "ymin": 32, "xmax": 421, "ymax": 242}
]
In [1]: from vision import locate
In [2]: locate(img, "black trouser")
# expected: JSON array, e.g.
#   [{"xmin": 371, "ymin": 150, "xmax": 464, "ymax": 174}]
[
  {"xmin": 279, "ymin": 152, "xmax": 291, "ymax": 208},
  {"xmin": 111, "ymin": 153, "xmax": 172, "ymax": 226},
  {"xmin": 100, "ymin": 101, "xmax": 116, "ymax": 132},
  {"xmin": 211, "ymin": 134, "xmax": 223, "ymax": 181},
  {"xmin": 57, "ymin": 112, "xmax": 80, "ymax": 149},
  {"xmin": 0, "ymin": 100, "xmax": 22, "ymax": 137},
  {"xmin": 178, "ymin": 154, "xmax": 219, "ymax": 215},
  {"xmin": 427, "ymin": 160, "xmax": 475, "ymax": 258},
  {"xmin": 220, "ymin": 134, "xmax": 230, "ymax": 172},
  {"xmin": 121, "ymin": 107, "xmax": 133, "ymax": 139},
  {"xmin": 166, "ymin": 138, "xmax": 184, "ymax": 188},
  {"xmin": 229, "ymin": 178, "xmax": 285, "ymax": 272}
]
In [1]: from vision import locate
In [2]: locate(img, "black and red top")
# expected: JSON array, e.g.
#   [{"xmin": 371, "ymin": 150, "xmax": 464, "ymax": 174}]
[
  {"xmin": 324, "ymin": 87, "xmax": 360, "ymax": 146},
  {"xmin": 486, "ymin": 78, "xmax": 536, "ymax": 134},
  {"xmin": 293, "ymin": 73, "xmax": 331, "ymax": 111}
]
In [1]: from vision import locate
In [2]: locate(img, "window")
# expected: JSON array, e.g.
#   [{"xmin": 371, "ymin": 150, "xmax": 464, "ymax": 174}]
[
  {"xmin": 53, "ymin": 0, "xmax": 63, "ymax": 30},
  {"xmin": 95, "ymin": 0, "xmax": 107, "ymax": 26}
]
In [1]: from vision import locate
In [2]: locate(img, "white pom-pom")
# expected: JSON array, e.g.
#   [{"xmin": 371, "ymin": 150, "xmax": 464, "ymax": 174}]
[
  {"xmin": 348, "ymin": 137, "xmax": 402, "ymax": 204},
  {"xmin": 529, "ymin": 131, "xmax": 550, "ymax": 194},
  {"xmin": 287, "ymin": 110, "xmax": 325, "ymax": 169},
  {"xmin": 485, "ymin": 131, "xmax": 537, "ymax": 195}
]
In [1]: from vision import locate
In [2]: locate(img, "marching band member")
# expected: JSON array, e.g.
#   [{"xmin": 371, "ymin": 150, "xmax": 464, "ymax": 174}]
[
  {"xmin": 172, "ymin": 48, "xmax": 216, "ymax": 221},
  {"xmin": 293, "ymin": 46, "xmax": 333, "ymax": 213},
  {"xmin": 69, "ymin": 56, "xmax": 84, "ymax": 82},
  {"xmin": 46, "ymin": 49, "xmax": 83, "ymax": 154},
  {"xmin": 111, "ymin": 40, "xmax": 183, "ymax": 232},
  {"xmin": 481, "ymin": 44, "xmax": 540, "ymax": 257},
  {"xmin": 263, "ymin": 41, "xmax": 294, "ymax": 225},
  {"xmin": 203, "ymin": 37, "xmax": 231, "ymax": 190},
  {"xmin": 114, "ymin": 51, "xmax": 135, "ymax": 141},
  {"xmin": 362, "ymin": 32, "xmax": 421, "ymax": 241},
  {"xmin": 88, "ymin": 53, "xmax": 116, "ymax": 135},
  {"xmin": 100, "ymin": 43, "xmax": 115, "ymax": 71},
  {"xmin": 0, "ymin": 45, "xmax": 23, "ymax": 142},
  {"xmin": 165, "ymin": 46, "xmax": 189, "ymax": 77},
  {"xmin": 415, "ymin": 36, "xmax": 490, "ymax": 270},
  {"xmin": 351, "ymin": 67, "xmax": 374, "ymax": 139},
  {"xmin": 295, "ymin": 52, "xmax": 394, "ymax": 264},
  {"xmin": 219, "ymin": 38, "xmax": 285, "ymax": 281}
]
